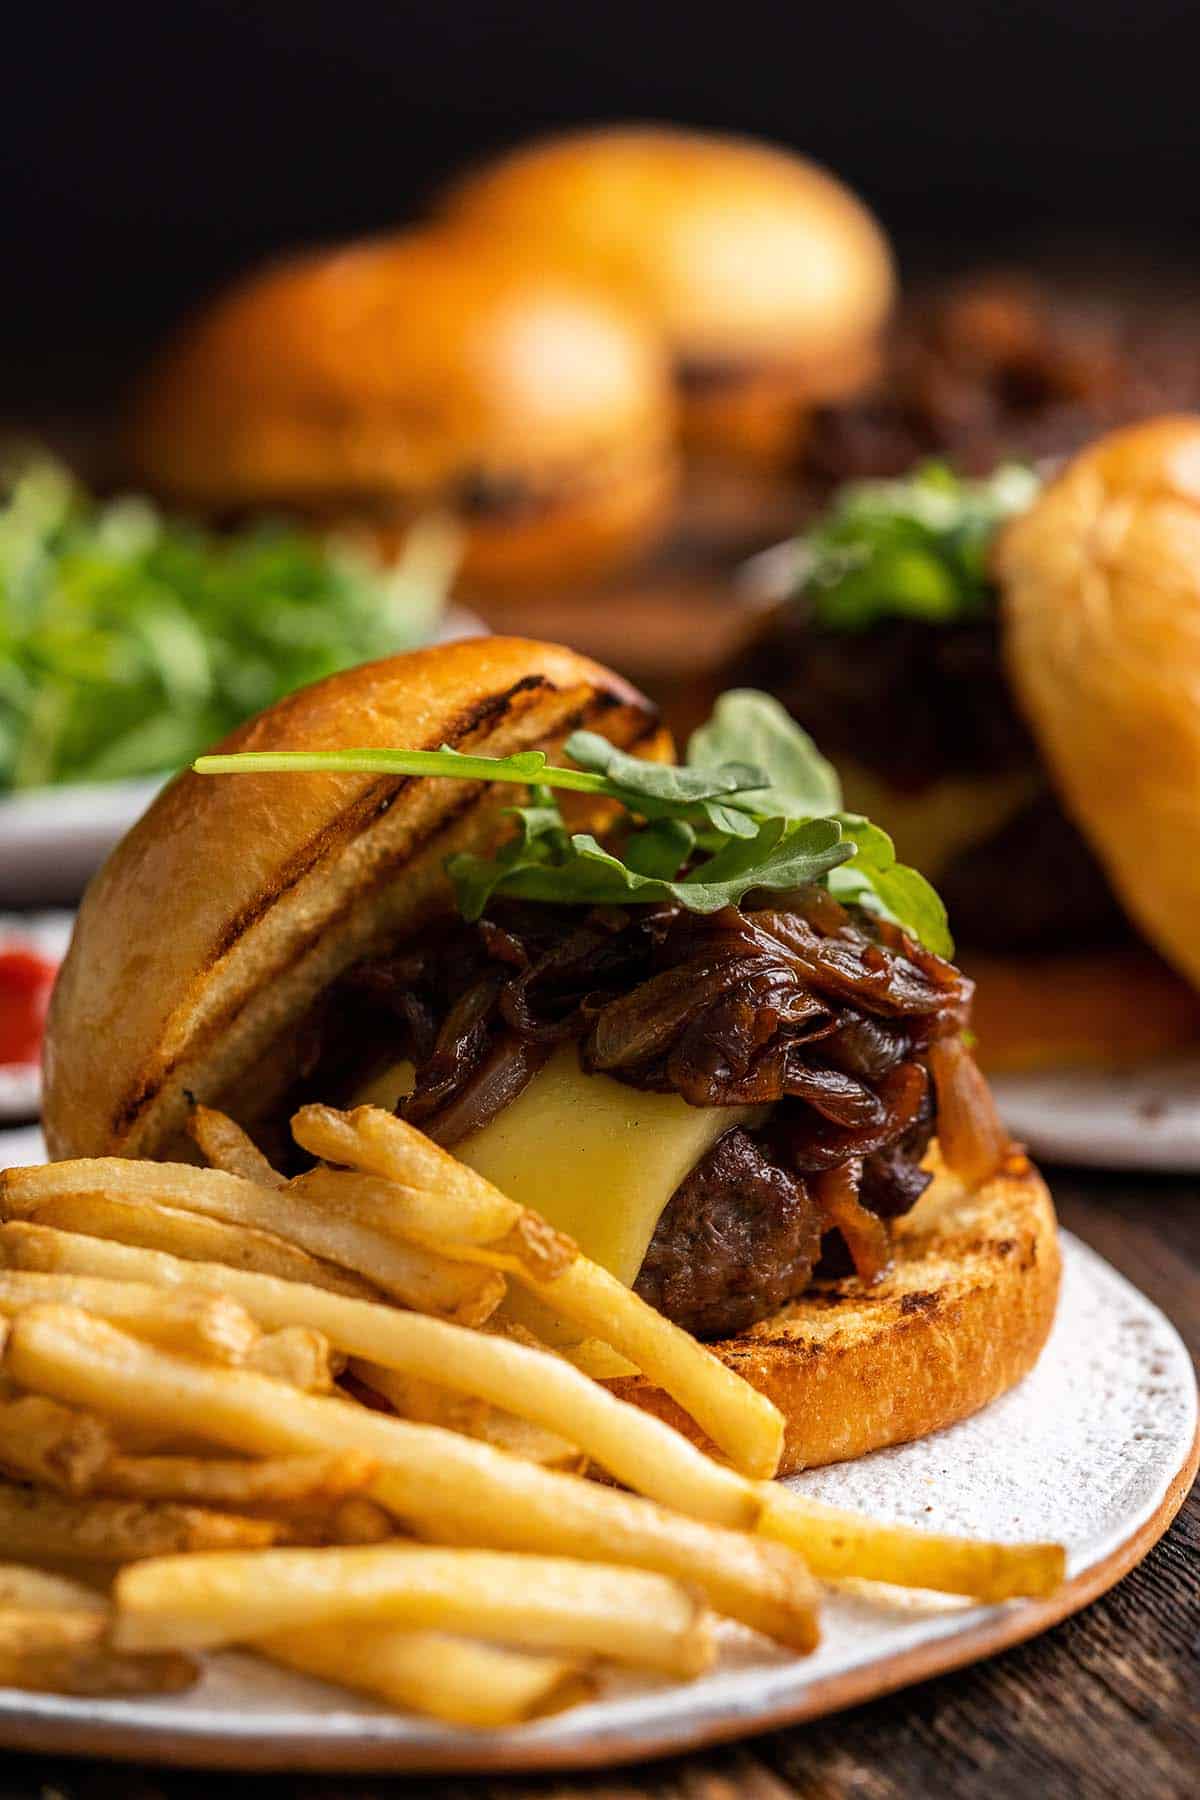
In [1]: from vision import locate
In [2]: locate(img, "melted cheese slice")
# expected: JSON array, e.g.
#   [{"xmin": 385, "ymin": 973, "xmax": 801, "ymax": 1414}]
[
  {"xmin": 353, "ymin": 1044, "xmax": 763, "ymax": 1288},
  {"xmin": 456, "ymin": 1044, "xmax": 764, "ymax": 1285}
]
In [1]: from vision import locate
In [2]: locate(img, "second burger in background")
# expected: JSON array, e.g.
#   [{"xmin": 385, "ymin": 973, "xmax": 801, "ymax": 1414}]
[
  {"xmin": 128, "ymin": 230, "xmax": 678, "ymax": 594},
  {"xmin": 442, "ymin": 126, "xmax": 895, "ymax": 471},
  {"xmin": 740, "ymin": 421, "xmax": 1200, "ymax": 1070}
]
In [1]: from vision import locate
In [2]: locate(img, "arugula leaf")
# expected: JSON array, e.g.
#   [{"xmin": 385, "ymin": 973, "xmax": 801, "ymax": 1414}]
[
  {"xmin": 827, "ymin": 816, "xmax": 952, "ymax": 957},
  {"xmin": 796, "ymin": 461, "xmax": 1039, "ymax": 633},
  {"xmin": 687, "ymin": 689, "xmax": 843, "ymax": 818},
  {"xmin": 563, "ymin": 729, "xmax": 764, "ymax": 836},
  {"xmin": 197, "ymin": 686, "xmax": 956, "ymax": 952},
  {"xmin": 448, "ymin": 814, "xmax": 852, "ymax": 921}
]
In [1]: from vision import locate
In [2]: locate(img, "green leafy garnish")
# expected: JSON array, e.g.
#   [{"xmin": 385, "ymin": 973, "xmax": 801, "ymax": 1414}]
[
  {"xmin": 195, "ymin": 688, "xmax": 954, "ymax": 954},
  {"xmin": 795, "ymin": 461, "xmax": 1039, "ymax": 633},
  {"xmin": 687, "ymin": 687, "xmax": 842, "ymax": 818},
  {"xmin": 0, "ymin": 453, "xmax": 453, "ymax": 792},
  {"xmin": 450, "ymin": 808, "xmax": 851, "ymax": 920}
]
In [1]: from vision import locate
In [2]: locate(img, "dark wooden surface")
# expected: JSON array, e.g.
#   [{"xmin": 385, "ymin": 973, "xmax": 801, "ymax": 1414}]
[{"xmin": 0, "ymin": 1167, "xmax": 1195, "ymax": 1800}]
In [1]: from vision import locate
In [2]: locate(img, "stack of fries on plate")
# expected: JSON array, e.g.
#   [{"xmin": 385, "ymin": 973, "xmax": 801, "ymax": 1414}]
[{"xmin": 0, "ymin": 1104, "xmax": 1065, "ymax": 1728}]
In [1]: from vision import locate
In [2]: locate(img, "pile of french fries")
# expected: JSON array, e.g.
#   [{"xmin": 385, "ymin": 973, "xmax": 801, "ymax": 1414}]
[{"xmin": 0, "ymin": 1102, "xmax": 1066, "ymax": 1729}]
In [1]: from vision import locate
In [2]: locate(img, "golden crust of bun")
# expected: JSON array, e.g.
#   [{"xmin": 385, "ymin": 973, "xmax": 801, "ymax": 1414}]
[
  {"xmin": 997, "ymin": 415, "xmax": 1200, "ymax": 993},
  {"xmin": 442, "ymin": 127, "xmax": 895, "ymax": 387},
  {"xmin": 43, "ymin": 639, "xmax": 668, "ymax": 1164},
  {"xmin": 128, "ymin": 230, "xmax": 677, "ymax": 585},
  {"xmin": 613, "ymin": 1148, "xmax": 1059, "ymax": 1474}
]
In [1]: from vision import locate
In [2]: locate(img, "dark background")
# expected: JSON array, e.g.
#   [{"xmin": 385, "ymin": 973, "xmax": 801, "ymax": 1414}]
[{"xmin": 7, "ymin": 0, "xmax": 1200, "ymax": 414}]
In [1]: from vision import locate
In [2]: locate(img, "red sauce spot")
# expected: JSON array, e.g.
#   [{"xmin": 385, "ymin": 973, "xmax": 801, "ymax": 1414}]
[{"xmin": 0, "ymin": 947, "xmax": 57, "ymax": 1066}]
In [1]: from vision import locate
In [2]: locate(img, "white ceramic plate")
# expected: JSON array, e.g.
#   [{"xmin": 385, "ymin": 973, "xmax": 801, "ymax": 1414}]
[
  {"xmin": 0, "ymin": 610, "xmax": 486, "ymax": 904},
  {"xmin": 992, "ymin": 1057, "xmax": 1200, "ymax": 1172},
  {"xmin": 0, "ymin": 1232, "xmax": 1193, "ymax": 1773}
]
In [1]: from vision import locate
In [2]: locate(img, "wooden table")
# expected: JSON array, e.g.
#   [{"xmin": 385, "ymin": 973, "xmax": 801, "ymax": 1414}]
[{"xmin": 0, "ymin": 1167, "xmax": 1194, "ymax": 1800}]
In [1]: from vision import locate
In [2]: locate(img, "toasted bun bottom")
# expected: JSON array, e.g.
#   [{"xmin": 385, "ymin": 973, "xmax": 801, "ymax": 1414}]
[{"xmin": 611, "ymin": 1149, "xmax": 1059, "ymax": 1475}]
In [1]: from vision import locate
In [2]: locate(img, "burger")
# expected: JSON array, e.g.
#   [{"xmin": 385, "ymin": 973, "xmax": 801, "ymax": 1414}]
[
  {"xmin": 441, "ymin": 126, "xmax": 895, "ymax": 471},
  {"xmin": 43, "ymin": 638, "xmax": 1058, "ymax": 1474},
  {"xmin": 127, "ymin": 230, "xmax": 678, "ymax": 593},
  {"xmin": 739, "ymin": 420, "xmax": 1200, "ymax": 1070},
  {"xmin": 800, "ymin": 270, "xmax": 1200, "ymax": 492}
]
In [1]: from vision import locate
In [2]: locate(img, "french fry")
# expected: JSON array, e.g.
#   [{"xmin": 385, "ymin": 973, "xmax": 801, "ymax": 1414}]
[
  {"xmin": 521, "ymin": 1260, "xmax": 784, "ymax": 1481},
  {"xmin": 0, "ymin": 1269, "xmax": 260, "ymax": 1364},
  {"xmin": 94, "ymin": 1451, "xmax": 378, "ymax": 1510},
  {"xmin": 0, "ymin": 1568, "xmax": 193, "ymax": 1698},
  {"xmin": 285, "ymin": 1107, "xmax": 783, "ymax": 1480},
  {"xmin": 562, "ymin": 1339, "xmax": 640, "ymax": 1380},
  {"xmin": 353, "ymin": 1363, "xmax": 585, "ymax": 1473},
  {"xmin": 0, "ymin": 1393, "xmax": 115, "ymax": 1494},
  {"xmin": 0, "ymin": 1474, "xmax": 283, "ymax": 1559},
  {"xmin": 4, "ymin": 1225, "xmax": 757, "ymax": 1527},
  {"xmin": 286, "ymin": 1153, "xmax": 574, "ymax": 1282},
  {"xmin": 9, "ymin": 1307, "xmax": 819, "ymax": 1649},
  {"xmin": 759, "ymin": 1489, "xmax": 1066, "ymax": 1601},
  {"xmin": 0, "ymin": 1163, "xmax": 502, "ymax": 1326},
  {"xmin": 188, "ymin": 1105, "xmax": 285, "ymax": 1188},
  {"xmin": 0, "ymin": 1610, "xmax": 197, "ymax": 1697},
  {"xmin": 0, "ymin": 1563, "xmax": 107, "ymax": 1611},
  {"xmin": 8, "ymin": 1195, "xmax": 381, "ymax": 1299},
  {"xmin": 0, "ymin": 1610, "xmax": 108, "ymax": 1656},
  {"xmin": 256, "ymin": 1624, "xmax": 590, "ymax": 1726},
  {"xmin": 325, "ymin": 1498, "xmax": 395, "ymax": 1545},
  {"xmin": 245, "ymin": 1326, "xmax": 337, "ymax": 1393},
  {"xmin": 115, "ymin": 1546, "xmax": 714, "ymax": 1676}
]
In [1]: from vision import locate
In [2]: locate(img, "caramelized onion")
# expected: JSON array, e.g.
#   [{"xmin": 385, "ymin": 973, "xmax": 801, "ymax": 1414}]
[
  {"xmin": 339, "ymin": 885, "xmax": 975, "ymax": 1276},
  {"xmin": 416, "ymin": 1033, "xmax": 552, "ymax": 1147},
  {"xmin": 814, "ymin": 1159, "xmax": 892, "ymax": 1284},
  {"xmin": 928, "ymin": 1035, "xmax": 1010, "ymax": 1188}
]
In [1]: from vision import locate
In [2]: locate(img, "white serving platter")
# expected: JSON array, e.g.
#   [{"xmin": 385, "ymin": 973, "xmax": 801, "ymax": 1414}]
[{"xmin": 0, "ymin": 1232, "xmax": 1193, "ymax": 1774}]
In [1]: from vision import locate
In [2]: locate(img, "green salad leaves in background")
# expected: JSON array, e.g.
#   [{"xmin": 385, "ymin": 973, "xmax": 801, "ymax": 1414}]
[
  {"xmin": 0, "ymin": 454, "xmax": 453, "ymax": 792},
  {"xmin": 196, "ymin": 688, "xmax": 953, "ymax": 955},
  {"xmin": 795, "ymin": 460, "xmax": 1039, "ymax": 633}
]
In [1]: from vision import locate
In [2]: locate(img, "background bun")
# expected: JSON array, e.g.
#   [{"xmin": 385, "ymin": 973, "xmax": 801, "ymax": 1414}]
[
  {"xmin": 443, "ymin": 126, "xmax": 895, "ymax": 460},
  {"xmin": 129, "ymin": 230, "xmax": 678, "ymax": 588},
  {"xmin": 43, "ymin": 638, "xmax": 667, "ymax": 1163},
  {"xmin": 997, "ymin": 415, "xmax": 1200, "ymax": 992}
]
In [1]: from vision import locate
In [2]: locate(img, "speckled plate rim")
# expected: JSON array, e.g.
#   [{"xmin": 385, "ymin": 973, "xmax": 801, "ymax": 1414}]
[{"xmin": 0, "ymin": 1233, "xmax": 1195, "ymax": 1776}]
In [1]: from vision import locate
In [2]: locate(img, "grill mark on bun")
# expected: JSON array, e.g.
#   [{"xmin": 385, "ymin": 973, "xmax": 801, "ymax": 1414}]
[
  {"xmin": 107, "ymin": 686, "xmax": 658, "ymax": 1143},
  {"xmin": 207, "ymin": 674, "xmax": 556, "ymax": 962}
]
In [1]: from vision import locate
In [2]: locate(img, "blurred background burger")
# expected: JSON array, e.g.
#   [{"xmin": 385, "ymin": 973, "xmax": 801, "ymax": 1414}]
[
  {"xmin": 129, "ymin": 230, "xmax": 679, "ymax": 594},
  {"xmin": 441, "ymin": 127, "xmax": 895, "ymax": 469}
]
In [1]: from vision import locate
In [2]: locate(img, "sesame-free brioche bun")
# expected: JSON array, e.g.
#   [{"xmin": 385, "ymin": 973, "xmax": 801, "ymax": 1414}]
[
  {"xmin": 615, "ymin": 1147, "xmax": 1058, "ymax": 1474},
  {"xmin": 442, "ymin": 126, "xmax": 895, "ymax": 463},
  {"xmin": 128, "ymin": 231, "xmax": 678, "ymax": 590},
  {"xmin": 43, "ymin": 638, "xmax": 667, "ymax": 1163},
  {"xmin": 997, "ymin": 416, "xmax": 1200, "ymax": 997}
]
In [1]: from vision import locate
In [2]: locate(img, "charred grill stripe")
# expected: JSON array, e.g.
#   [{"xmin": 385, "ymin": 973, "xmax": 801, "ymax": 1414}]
[{"xmin": 109, "ymin": 688, "xmax": 659, "ymax": 1140}]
